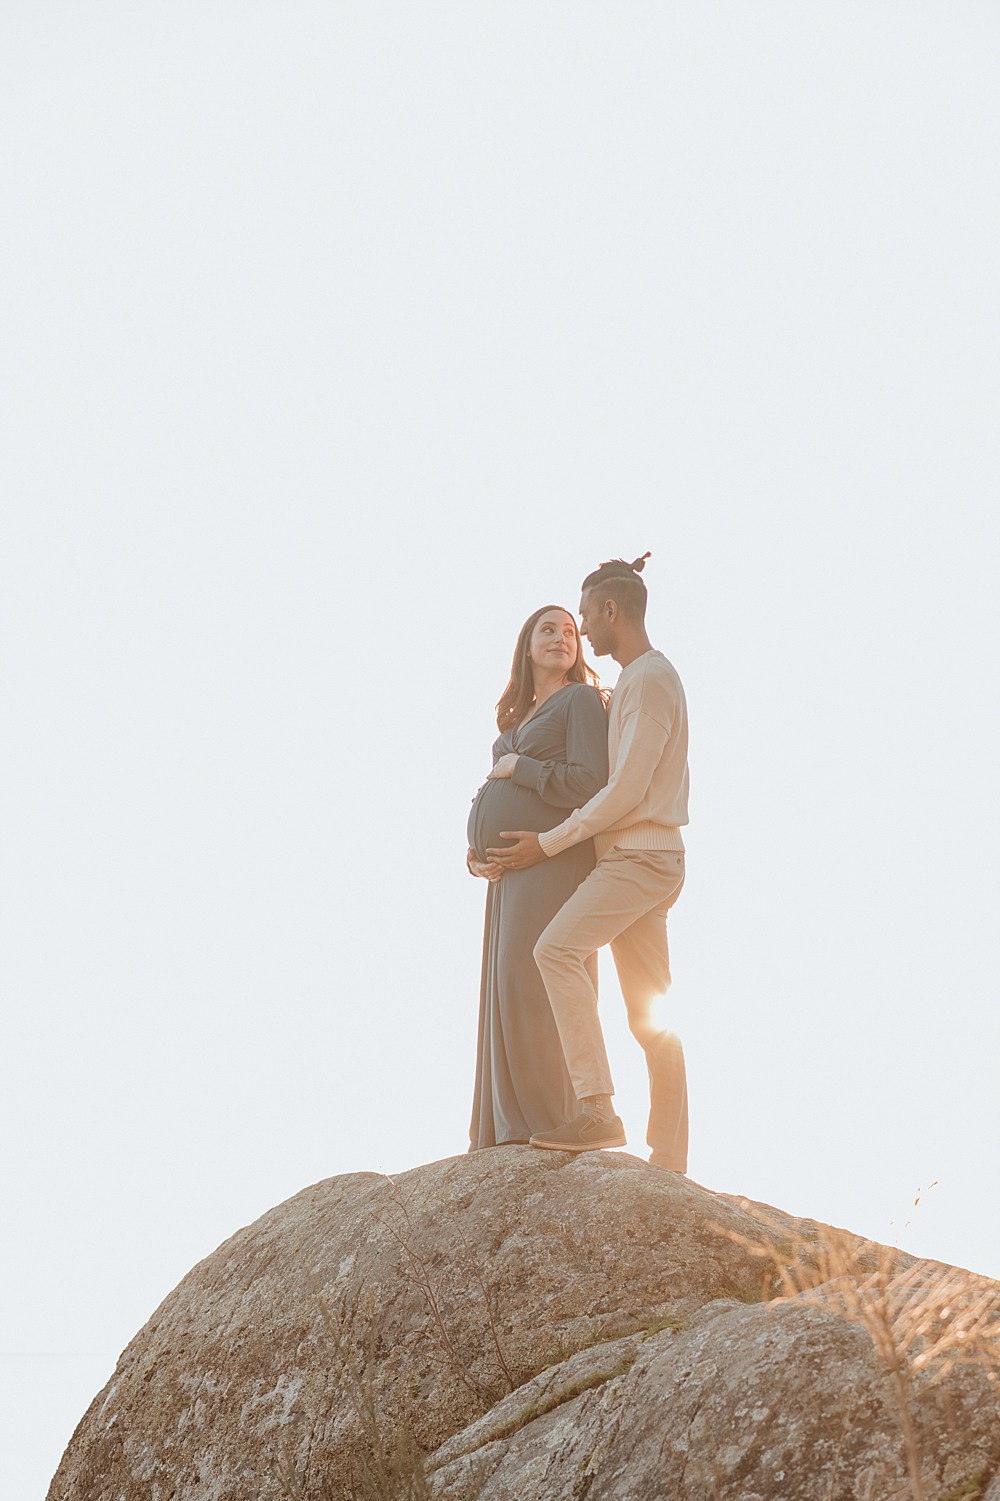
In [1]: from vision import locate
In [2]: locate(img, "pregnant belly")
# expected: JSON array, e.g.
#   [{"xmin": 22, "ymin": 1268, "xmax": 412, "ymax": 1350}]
[{"xmin": 467, "ymin": 779, "xmax": 563, "ymax": 862}]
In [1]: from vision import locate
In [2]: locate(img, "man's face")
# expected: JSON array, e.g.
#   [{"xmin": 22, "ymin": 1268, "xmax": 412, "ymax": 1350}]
[{"xmin": 579, "ymin": 589, "xmax": 613, "ymax": 656}]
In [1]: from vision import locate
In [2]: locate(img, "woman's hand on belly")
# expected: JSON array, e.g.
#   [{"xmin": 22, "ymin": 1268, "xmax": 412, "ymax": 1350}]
[
  {"xmin": 488, "ymin": 754, "xmax": 519, "ymax": 780},
  {"xmin": 467, "ymin": 850, "xmax": 504, "ymax": 881}
]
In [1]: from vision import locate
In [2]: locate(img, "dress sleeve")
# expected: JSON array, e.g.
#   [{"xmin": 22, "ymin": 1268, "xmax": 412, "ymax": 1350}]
[{"xmin": 510, "ymin": 687, "xmax": 609, "ymax": 809}]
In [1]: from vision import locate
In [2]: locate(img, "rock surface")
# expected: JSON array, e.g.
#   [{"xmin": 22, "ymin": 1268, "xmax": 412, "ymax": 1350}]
[{"xmin": 48, "ymin": 1149, "xmax": 1000, "ymax": 1501}]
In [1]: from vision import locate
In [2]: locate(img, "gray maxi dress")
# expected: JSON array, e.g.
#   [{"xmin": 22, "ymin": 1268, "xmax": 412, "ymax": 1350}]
[{"xmin": 467, "ymin": 682, "xmax": 609, "ymax": 1148}]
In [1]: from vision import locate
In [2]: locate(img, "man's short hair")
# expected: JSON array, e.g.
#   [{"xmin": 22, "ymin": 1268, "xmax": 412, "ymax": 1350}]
[{"xmin": 581, "ymin": 552, "xmax": 651, "ymax": 621}]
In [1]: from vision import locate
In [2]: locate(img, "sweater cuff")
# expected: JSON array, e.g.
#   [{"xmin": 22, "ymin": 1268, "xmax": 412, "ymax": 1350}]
[
  {"xmin": 539, "ymin": 822, "xmax": 578, "ymax": 858},
  {"xmin": 511, "ymin": 755, "xmax": 543, "ymax": 791}
]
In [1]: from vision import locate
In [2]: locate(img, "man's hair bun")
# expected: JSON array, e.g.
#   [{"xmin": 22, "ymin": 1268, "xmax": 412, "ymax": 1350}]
[{"xmin": 588, "ymin": 550, "xmax": 651, "ymax": 579}]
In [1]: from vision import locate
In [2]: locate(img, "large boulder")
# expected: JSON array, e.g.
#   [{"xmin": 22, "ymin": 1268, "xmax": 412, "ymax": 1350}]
[{"xmin": 48, "ymin": 1149, "xmax": 1000, "ymax": 1501}]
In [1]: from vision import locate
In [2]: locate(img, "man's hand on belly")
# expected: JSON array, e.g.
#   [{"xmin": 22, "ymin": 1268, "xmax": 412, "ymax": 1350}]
[{"xmin": 488, "ymin": 831, "xmax": 546, "ymax": 870}]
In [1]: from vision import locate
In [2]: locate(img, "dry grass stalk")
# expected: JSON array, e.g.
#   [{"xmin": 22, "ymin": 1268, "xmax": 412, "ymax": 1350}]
[
  {"xmin": 278, "ymin": 1174, "xmax": 516, "ymax": 1498},
  {"xmin": 719, "ymin": 1215, "xmax": 1000, "ymax": 1501},
  {"xmin": 310, "ymin": 1288, "xmax": 432, "ymax": 1501},
  {"xmin": 376, "ymin": 1174, "xmax": 513, "ymax": 1403}
]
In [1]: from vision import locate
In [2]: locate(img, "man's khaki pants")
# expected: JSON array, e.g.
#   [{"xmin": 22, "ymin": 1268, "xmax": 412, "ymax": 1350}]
[{"xmin": 533, "ymin": 847, "xmax": 688, "ymax": 1172}]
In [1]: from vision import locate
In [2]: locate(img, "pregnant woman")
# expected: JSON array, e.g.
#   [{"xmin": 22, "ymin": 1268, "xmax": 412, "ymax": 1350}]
[{"xmin": 467, "ymin": 605, "xmax": 609, "ymax": 1148}]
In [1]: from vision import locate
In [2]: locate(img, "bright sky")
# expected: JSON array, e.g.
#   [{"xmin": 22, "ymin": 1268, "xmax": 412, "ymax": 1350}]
[{"xmin": 3, "ymin": 4, "xmax": 999, "ymax": 1494}]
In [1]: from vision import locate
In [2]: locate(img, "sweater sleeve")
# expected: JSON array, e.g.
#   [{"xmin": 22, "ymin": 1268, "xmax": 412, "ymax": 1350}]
[
  {"xmin": 538, "ymin": 708, "xmax": 669, "ymax": 857},
  {"xmin": 510, "ymin": 687, "xmax": 610, "ymax": 809}
]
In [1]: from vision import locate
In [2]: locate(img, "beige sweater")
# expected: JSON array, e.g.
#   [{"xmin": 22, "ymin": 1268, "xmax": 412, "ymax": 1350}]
[{"xmin": 538, "ymin": 650, "xmax": 689, "ymax": 859}]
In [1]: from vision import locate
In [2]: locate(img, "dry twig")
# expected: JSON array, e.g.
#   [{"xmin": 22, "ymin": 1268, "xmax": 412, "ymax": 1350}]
[{"xmin": 718, "ymin": 1216, "xmax": 1000, "ymax": 1501}]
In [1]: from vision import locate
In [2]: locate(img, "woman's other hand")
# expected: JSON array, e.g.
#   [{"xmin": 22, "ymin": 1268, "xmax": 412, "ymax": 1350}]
[
  {"xmin": 467, "ymin": 852, "xmax": 504, "ymax": 881},
  {"xmin": 488, "ymin": 753, "xmax": 519, "ymax": 780}
]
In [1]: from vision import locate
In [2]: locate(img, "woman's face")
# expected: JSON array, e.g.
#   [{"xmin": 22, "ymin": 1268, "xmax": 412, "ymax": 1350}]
[{"xmin": 528, "ymin": 609, "xmax": 579, "ymax": 677}]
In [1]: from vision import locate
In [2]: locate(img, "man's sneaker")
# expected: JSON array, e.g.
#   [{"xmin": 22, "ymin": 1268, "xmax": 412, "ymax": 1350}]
[{"xmin": 529, "ymin": 1111, "xmax": 627, "ymax": 1153}]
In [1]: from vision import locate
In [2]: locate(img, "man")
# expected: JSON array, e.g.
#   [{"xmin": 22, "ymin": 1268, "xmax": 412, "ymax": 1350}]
[{"xmin": 487, "ymin": 553, "xmax": 690, "ymax": 1171}]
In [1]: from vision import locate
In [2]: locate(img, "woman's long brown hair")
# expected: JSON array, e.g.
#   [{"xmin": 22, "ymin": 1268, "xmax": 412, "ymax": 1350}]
[{"xmin": 495, "ymin": 605, "xmax": 603, "ymax": 732}]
